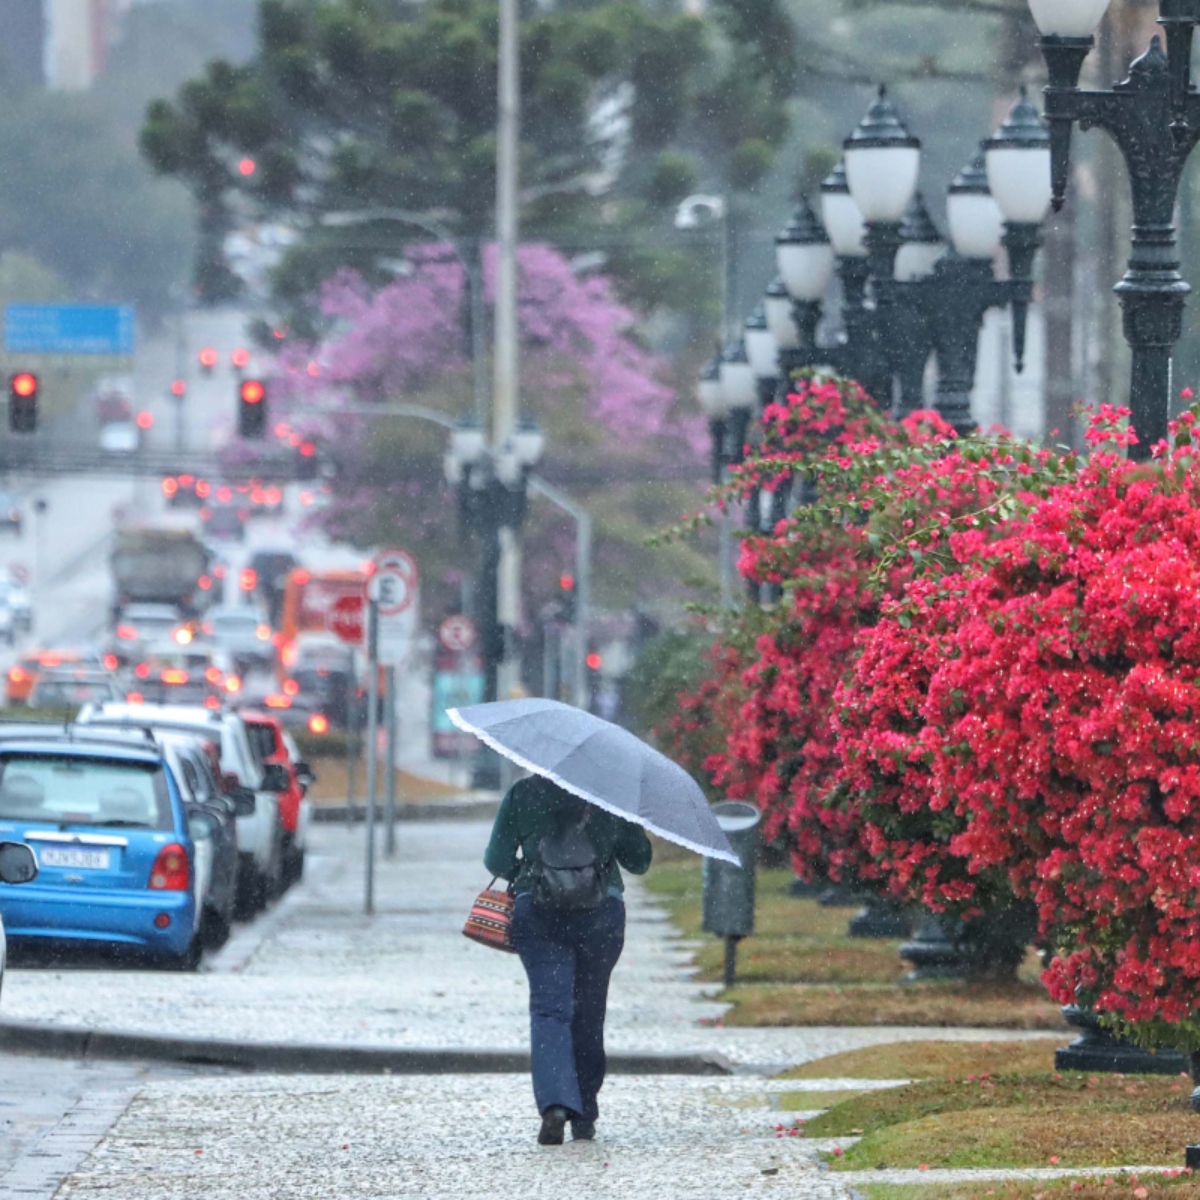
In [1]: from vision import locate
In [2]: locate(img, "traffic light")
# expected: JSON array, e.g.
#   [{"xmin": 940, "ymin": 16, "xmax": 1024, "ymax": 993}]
[
  {"xmin": 231, "ymin": 347, "xmax": 250, "ymax": 373},
  {"xmin": 238, "ymin": 378, "xmax": 267, "ymax": 439},
  {"xmin": 558, "ymin": 573, "xmax": 577, "ymax": 623},
  {"xmin": 297, "ymin": 439, "xmax": 318, "ymax": 481},
  {"xmin": 198, "ymin": 347, "xmax": 218, "ymax": 375},
  {"xmin": 9, "ymin": 372, "xmax": 38, "ymax": 433}
]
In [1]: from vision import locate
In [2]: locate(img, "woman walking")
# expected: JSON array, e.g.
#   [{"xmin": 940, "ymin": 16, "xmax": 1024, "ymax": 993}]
[{"xmin": 485, "ymin": 772, "xmax": 652, "ymax": 1145}]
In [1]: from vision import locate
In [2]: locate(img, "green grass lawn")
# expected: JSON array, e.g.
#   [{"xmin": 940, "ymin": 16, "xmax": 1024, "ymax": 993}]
[
  {"xmin": 643, "ymin": 854, "xmax": 1064, "ymax": 1029},
  {"xmin": 861, "ymin": 1181, "xmax": 1196, "ymax": 1200}
]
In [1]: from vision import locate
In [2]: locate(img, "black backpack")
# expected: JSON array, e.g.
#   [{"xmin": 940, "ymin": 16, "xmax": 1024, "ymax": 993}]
[{"xmin": 531, "ymin": 801, "xmax": 609, "ymax": 912}]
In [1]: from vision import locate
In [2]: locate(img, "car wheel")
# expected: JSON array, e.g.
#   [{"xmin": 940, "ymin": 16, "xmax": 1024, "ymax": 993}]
[
  {"xmin": 234, "ymin": 865, "xmax": 261, "ymax": 920},
  {"xmin": 162, "ymin": 936, "xmax": 203, "ymax": 972},
  {"xmin": 202, "ymin": 906, "xmax": 232, "ymax": 949}
]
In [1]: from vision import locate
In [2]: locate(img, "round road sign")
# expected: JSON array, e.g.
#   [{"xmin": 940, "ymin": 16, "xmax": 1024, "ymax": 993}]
[
  {"xmin": 438, "ymin": 614, "xmax": 476, "ymax": 653},
  {"xmin": 328, "ymin": 593, "xmax": 365, "ymax": 643},
  {"xmin": 369, "ymin": 549, "xmax": 418, "ymax": 616}
]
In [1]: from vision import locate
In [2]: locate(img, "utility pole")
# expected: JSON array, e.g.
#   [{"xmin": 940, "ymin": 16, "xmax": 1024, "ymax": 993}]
[{"xmin": 494, "ymin": 0, "xmax": 521, "ymax": 703}]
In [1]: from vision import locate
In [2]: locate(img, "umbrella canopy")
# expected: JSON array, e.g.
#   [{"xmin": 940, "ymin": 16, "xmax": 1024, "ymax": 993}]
[{"xmin": 447, "ymin": 698, "xmax": 740, "ymax": 865}]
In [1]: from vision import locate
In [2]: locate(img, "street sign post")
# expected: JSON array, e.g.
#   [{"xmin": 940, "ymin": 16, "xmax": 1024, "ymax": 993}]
[
  {"xmin": 4, "ymin": 304, "xmax": 135, "ymax": 357},
  {"xmin": 364, "ymin": 596, "xmax": 379, "ymax": 917}
]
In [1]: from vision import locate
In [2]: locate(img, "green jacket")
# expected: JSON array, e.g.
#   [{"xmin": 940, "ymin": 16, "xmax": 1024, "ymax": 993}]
[{"xmin": 484, "ymin": 776, "xmax": 653, "ymax": 896}]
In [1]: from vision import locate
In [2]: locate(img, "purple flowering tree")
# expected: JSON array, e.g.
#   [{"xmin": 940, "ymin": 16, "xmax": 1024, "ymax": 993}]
[{"xmin": 254, "ymin": 243, "xmax": 709, "ymax": 620}]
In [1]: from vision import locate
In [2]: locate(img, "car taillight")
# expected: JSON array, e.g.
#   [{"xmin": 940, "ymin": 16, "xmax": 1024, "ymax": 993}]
[
  {"xmin": 200, "ymin": 507, "xmax": 212, "ymax": 521},
  {"xmin": 265, "ymin": 694, "xmax": 291, "ymax": 709},
  {"xmin": 224, "ymin": 675, "xmax": 242, "ymax": 694},
  {"xmin": 135, "ymin": 663, "xmax": 150, "ymax": 679},
  {"xmin": 217, "ymin": 487, "xmax": 232, "ymax": 503},
  {"xmin": 198, "ymin": 576, "xmax": 212, "ymax": 592},
  {"xmin": 116, "ymin": 624, "xmax": 137, "ymax": 640},
  {"xmin": 282, "ymin": 678, "xmax": 299, "ymax": 696},
  {"xmin": 103, "ymin": 654, "xmax": 118, "ymax": 671},
  {"xmin": 179, "ymin": 474, "xmax": 194, "ymax": 488},
  {"xmin": 8, "ymin": 667, "xmax": 25, "ymax": 683},
  {"xmin": 240, "ymin": 569, "xmax": 257, "ymax": 592},
  {"xmin": 256, "ymin": 624, "xmax": 271, "ymax": 641},
  {"xmin": 204, "ymin": 695, "xmax": 221, "ymax": 710},
  {"xmin": 309, "ymin": 713, "xmax": 329, "ymax": 735},
  {"xmin": 196, "ymin": 480, "xmax": 210, "ymax": 498},
  {"xmin": 149, "ymin": 843, "xmax": 189, "ymax": 891},
  {"xmin": 213, "ymin": 564, "xmax": 227, "ymax": 580},
  {"xmin": 162, "ymin": 479, "xmax": 178, "ymax": 497},
  {"xmin": 162, "ymin": 669, "xmax": 189, "ymax": 684},
  {"xmin": 205, "ymin": 666, "xmax": 223, "ymax": 684},
  {"xmin": 126, "ymin": 691, "xmax": 144, "ymax": 703}
]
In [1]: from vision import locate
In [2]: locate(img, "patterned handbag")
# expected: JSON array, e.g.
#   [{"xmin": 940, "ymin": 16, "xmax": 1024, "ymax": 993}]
[{"xmin": 463, "ymin": 879, "xmax": 518, "ymax": 953}]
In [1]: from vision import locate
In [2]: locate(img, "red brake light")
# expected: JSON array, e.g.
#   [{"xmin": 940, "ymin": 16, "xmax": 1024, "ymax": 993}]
[
  {"xmin": 204, "ymin": 695, "xmax": 221, "ymax": 710},
  {"xmin": 586, "ymin": 652, "xmax": 602, "ymax": 670},
  {"xmin": 199, "ymin": 348, "xmax": 218, "ymax": 369},
  {"xmin": 149, "ymin": 843, "xmax": 189, "ymax": 891},
  {"xmin": 135, "ymin": 663, "xmax": 150, "ymax": 680},
  {"xmin": 265, "ymin": 694, "xmax": 291, "ymax": 709},
  {"xmin": 240, "ymin": 569, "xmax": 257, "ymax": 592},
  {"xmin": 162, "ymin": 669, "xmax": 189, "ymax": 684},
  {"xmin": 162, "ymin": 479, "xmax": 178, "ymax": 497},
  {"xmin": 136, "ymin": 411, "xmax": 153, "ymax": 430},
  {"xmin": 196, "ymin": 480, "xmax": 211, "ymax": 499},
  {"xmin": 217, "ymin": 486, "xmax": 232, "ymax": 503},
  {"xmin": 126, "ymin": 691, "xmax": 145, "ymax": 703},
  {"xmin": 293, "ymin": 569, "xmax": 310, "ymax": 586},
  {"xmin": 213, "ymin": 564, "xmax": 227, "ymax": 579},
  {"xmin": 116, "ymin": 624, "xmax": 137, "ymax": 640},
  {"xmin": 205, "ymin": 666, "xmax": 223, "ymax": 684},
  {"xmin": 103, "ymin": 654, "xmax": 119, "ymax": 671},
  {"xmin": 232, "ymin": 347, "xmax": 251, "ymax": 368},
  {"xmin": 308, "ymin": 714, "xmax": 329, "ymax": 735},
  {"xmin": 179, "ymin": 474, "xmax": 194, "ymax": 487},
  {"xmin": 282, "ymin": 678, "xmax": 299, "ymax": 696},
  {"xmin": 8, "ymin": 667, "xmax": 26, "ymax": 683},
  {"xmin": 224, "ymin": 676, "xmax": 242, "ymax": 694},
  {"xmin": 198, "ymin": 575, "xmax": 213, "ymax": 592}
]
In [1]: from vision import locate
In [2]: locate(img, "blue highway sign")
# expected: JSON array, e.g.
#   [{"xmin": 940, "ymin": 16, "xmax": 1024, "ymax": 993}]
[{"xmin": 4, "ymin": 304, "xmax": 135, "ymax": 356}]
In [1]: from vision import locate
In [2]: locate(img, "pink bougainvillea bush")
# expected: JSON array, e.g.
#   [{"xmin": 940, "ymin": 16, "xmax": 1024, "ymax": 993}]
[{"xmin": 680, "ymin": 380, "xmax": 1200, "ymax": 1048}]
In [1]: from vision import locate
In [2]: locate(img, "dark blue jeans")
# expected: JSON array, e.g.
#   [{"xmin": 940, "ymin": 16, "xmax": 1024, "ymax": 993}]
[{"xmin": 510, "ymin": 892, "xmax": 626, "ymax": 1121}]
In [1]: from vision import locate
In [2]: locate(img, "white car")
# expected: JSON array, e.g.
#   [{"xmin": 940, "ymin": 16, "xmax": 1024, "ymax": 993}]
[
  {"xmin": 76, "ymin": 703, "xmax": 285, "ymax": 916},
  {"xmin": 0, "ymin": 841, "xmax": 38, "ymax": 997}
]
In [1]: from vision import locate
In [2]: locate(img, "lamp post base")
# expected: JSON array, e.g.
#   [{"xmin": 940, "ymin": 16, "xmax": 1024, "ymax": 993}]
[
  {"xmin": 847, "ymin": 898, "xmax": 913, "ymax": 939},
  {"xmin": 1054, "ymin": 1006, "xmax": 1187, "ymax": 1075}
]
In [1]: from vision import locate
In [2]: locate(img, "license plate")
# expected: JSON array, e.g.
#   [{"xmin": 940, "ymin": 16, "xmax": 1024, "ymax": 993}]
[{"xmin": 37, "ymin": 847, "xmax": 111, "ymax": 870}]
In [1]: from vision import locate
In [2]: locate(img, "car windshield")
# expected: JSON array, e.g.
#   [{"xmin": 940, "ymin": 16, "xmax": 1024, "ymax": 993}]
[{"xmin": 0, "ymin": 754, "xmax": 172, "ymax": 829}]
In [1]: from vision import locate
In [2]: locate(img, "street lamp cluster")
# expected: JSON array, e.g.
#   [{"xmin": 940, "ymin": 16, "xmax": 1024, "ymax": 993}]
[
  {"xmin": 444, "ymin": 415, "xmax": 546, "ymax": 707},
  {"xmin": 1031, "ymin": 0, "xmax": 1200, "ymax": 458},
  {"xmin": 699, "ymin": 85, "xmax": 1054, "ymax": 474}
]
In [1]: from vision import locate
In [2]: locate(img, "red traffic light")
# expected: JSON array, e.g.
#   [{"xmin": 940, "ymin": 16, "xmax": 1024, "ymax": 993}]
[
  {"xmin": 240, "ymin": 380, "xmax": 265, "ymax": 404},
  {"xmin": 299, "ymin": 440, "xmax": 316, "ymax": 458},
  {"xmin": 231, "ymin": 348, "xmax": 250, "ymax": 369},
  {"xmin": 586, "ymin": 652, "xmax": 602, "ymax": 671},
  {"xmin": 135, "ymin": 411, "xmax": 154, "ymax": 430},
  {"xmin": 238, "ymin": 157, "xmax": 257, "ymax": 177},
  {"xmin": 11, "ymin": 372, "xmax": 37, "ymax": 398},
  {"xmin": 559, "ymin": 574, "xmax": 576, "ymax": 592},
  {"xmin": 198, "ymin": 347, "xmax": 218, "ymax": 369},
  {"xmin": 170, "ymin": 379, "xmax": 186, "ymax": 397}
]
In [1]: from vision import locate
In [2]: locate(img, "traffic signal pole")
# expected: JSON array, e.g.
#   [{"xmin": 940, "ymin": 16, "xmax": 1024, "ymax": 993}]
[{"xmin": 363, "ymin": 596, "xmax": 380, "ymax": 916}]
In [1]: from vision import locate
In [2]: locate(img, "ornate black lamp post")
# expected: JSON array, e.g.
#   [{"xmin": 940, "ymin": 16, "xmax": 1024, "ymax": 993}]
[{"xmin": 1031, "ymin": 0, "xmax": 1200, "ymax": 456}]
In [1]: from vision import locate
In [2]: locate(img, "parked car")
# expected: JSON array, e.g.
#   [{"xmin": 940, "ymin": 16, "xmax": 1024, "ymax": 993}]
[
  {"xmin": 100, "ymin": 421, "xmax": 140, "ymax": 455},
  {"xmin": 203, "ymin": 605, "xmax": 274, "ymax": 674},
  {"xmin": 125, "ymin": 643, "xmax": 225, "ymax": 707},
  {"xmin": 0, "ymin": 841, "xmax": 37, "ymax": 997},
  {"xmin": 113, "ymin": 604, "xmax": 188, "ymax": 647},
  {"xmin": 154, "ymin": 731, "xmax": 250, "ymax": 947},
  {"xmin": 201, "ymin": 502, "xmax": 247, "ymax": 543},
  {"xmin": 7, "ymin": 649, "xmax": 105, "ymax": 706},
  {"xmin": 77, "ymin": 703, "xmax": 285, "ymax": 917},
  {"xmin": 29, "ymin": 669, "xmax": 124, "ymax": 709},
  {"xmin": 0, "ymin": 492, "xmax": 24, "ymax": 536},
  {"xmin": 0, "ymin": 731, "xmax": 209, "ymax": 969},
  {"xmin": 0, "ymin": 579, "xmax": 34, "ymax": 637},
  {"xmin": 239, "ymin": 710, "xmax": 313, "ymax": 886}
]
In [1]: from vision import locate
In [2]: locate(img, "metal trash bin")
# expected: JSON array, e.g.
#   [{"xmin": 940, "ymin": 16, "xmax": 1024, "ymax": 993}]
[{"xmin": 702, "ymin": 801, "xmax": 760, "ymax": 986}]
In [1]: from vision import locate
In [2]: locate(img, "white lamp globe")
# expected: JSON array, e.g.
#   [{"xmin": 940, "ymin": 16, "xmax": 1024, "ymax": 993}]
[
  {"xmin": 719, "ymin": 340, "xmax": 758, "ymax": 412},
  {"xmin": 764, "ymin": 278, "xmax": 800, "ymax": 351},
  {"xmin": 1028, "ymin": 0, "xmax": 1111, "ymax": 39},
  {"xmin": 895, "ymin": 193, "xmax": 946, "ymax": 282},
  {"xmin": 775, "ymin": 199, "xmax": 835, "ymax": 301},
  {"xmin": 843, "ymin": 85, "xmax": 922, "ymax": 223},
  {"xmin": 820, "ymin": 162, "xmax": 868, "ymax": 258},
  {"xmin": 744, "ymin": 307, "xmax": 779, "ymax": 382},
  {"xmin": 984, "ymin": 87, "xmax": 1053, "ymax": 225},
  {"xmin": 947, "ymin": 151, "xmax": 1004, "ymax": 259}
]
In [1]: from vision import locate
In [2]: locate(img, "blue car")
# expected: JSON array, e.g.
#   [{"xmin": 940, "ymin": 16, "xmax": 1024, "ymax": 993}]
[{"xmin": 0, "ymin": 733, "xmax": 207, "ymax": 969}]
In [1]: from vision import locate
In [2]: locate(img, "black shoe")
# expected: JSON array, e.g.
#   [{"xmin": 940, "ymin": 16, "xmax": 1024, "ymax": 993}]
[
  {"xmin": 538, "ymin": 1106, "xmax": 569, "ymax": 1146},
  {"xmin": 571, "ymin": 1119, "xmax": 596, "ymax": 1141}
]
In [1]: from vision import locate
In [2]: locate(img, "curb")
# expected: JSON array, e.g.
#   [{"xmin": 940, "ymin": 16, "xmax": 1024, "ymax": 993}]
[
  {"xmin": 312, "ymin": 799, "xmax": 501, "ymax": 824},
  {"xmin": 0, "ymin": 1021, "xmax": 734, "ymax": 1077}
]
